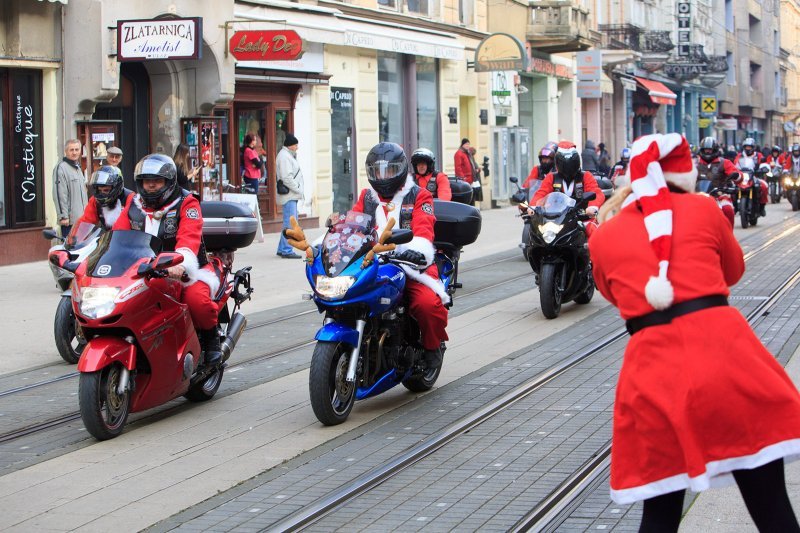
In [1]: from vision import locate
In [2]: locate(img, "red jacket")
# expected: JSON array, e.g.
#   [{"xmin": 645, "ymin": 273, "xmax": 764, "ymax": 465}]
[
  {"xmin": 590, "ymin": 192, "xmax": 743, "ymax": 318},
  {"xmin": 454, "ymin": 148, "xmax": 473, "ymax": 184},
  {"xmin": 766, "ymin": 154, "xmax": 786, "ymax": 167},
  {"xmin": 415, "ymin": 171, "xmax": 452, "ymax": 201},
  {"xmin": 113, "ymin": 193, "xmax": 204, "ymax": 258},
  {"xmin": 523, "ymin": 166, "xmax": 546, "ymax": 189},
  {"xmin": 531, "ymin": 171, "xmax": 605, "ymax": 209}
]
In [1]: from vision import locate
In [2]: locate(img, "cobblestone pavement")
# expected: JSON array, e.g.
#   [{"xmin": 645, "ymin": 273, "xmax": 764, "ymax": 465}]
[{"xmin": 150, "ymin": 216, "xmax": 800, "ymax": 531}]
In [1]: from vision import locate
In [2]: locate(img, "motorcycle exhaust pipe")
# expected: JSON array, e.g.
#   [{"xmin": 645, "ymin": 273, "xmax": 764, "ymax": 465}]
[{"xmin": 221, "ymin": 312, "xmax": 247, "ymax": 362}]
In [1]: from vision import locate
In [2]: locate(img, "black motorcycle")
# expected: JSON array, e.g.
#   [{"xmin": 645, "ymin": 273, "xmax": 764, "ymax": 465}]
[
  {"xmin": 767, "ymin": 164, "xmax": 782, "ymax": 204},
  {"xmin": 784, "ymin": 170, "xmax": 800, "ymax": 211},
  {"xmin": 522, "ymin": 191, "xmax": 596, "ymax": 319},
  {"xmin": 738, "ymin": 169, "xmax": 761, "ymax": 228}
]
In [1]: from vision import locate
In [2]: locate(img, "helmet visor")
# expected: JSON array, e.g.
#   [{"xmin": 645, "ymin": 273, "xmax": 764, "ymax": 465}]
[
  {"xmin": 367, "ymin": 160, "xmax": 406, "ymax": 181},
  {"xmin": 91, "ymin": 169, "xmax": 119, "ymax": 186}
]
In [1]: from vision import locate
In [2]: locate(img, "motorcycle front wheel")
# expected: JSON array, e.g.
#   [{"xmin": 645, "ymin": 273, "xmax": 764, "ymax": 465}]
[
  {"xmin": 309, "ymin": 341, "xmax": 355, "ymax": 426},
  {"xmin": 540, "ymin": 262, "xmax": 563, "ymax": 319},
  {"xmin": 740, "ymin": 197, "xmax": 750, "ymax": 228},
  {"xmin": 54, "ymin": 296, "xmax": 86, "ymax": 364},
  {"xmin": 792, "ymin": 192, "xmax": 800, "ymax": 212},
  {"xmin": 79, "ymin": 363, "xmax": 131, "ymax": 440}
]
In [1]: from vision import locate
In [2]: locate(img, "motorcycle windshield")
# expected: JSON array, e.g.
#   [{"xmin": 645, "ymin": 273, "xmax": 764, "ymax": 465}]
[
  {"xmin": 65, "ymin": 222, "xmax": 103, "ymax": 251},
  {"xmin": 536, "ymin": 192, "xmax": 576, "ymax": 217},
  {"xmin": 321, "ymin": 211, "xmax": 376, "ymax": 276},
  {"xmin": 85, "ymin": 230, "xmax": 162, "ymax": 278}
]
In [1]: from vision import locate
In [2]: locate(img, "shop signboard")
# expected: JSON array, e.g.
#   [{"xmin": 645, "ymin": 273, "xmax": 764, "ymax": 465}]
[
  {"xmin": 117, "ymin": 17, "xmax": 202, "ymax": 61},
  {"xmin": 474, "ymin": 33, "xmax": 527, "ymax": 72},
  {"xmin": 577, "ymin": 81, "xmax": 602, "ymax": 99},
  {"xmin": 528, "ymin": 56, "xmax": 573, "ymax": 80},
  {"xmin": 716, "ymin": 118, "xmax": 738, "ymax": 130},
  {"xmin": 576, "ymin": 51, "xmax": 602, "ymax": 81},
  {"xmin": 11, "ymin": 70, "xmax": 43, "ymax": 225},
  {"xmin": 229, "ymin": 30, "xmax": 304, "ymax": 62}
]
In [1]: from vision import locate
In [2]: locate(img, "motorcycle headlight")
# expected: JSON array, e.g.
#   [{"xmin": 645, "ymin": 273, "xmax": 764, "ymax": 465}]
[
  {"xmin": 79, "ymin": 286, "xmax": 120, "ymax": 319},
  {"xmin": 538, "ymin": 222, "xmax": 563, "ymax": 244},
  {"xmin": 784, "ymin": 177, "xmax": 793, "ymax": 186},
  {"xmin": 315, "ymin": 275, "xmax": 355, "ymax": 300}
]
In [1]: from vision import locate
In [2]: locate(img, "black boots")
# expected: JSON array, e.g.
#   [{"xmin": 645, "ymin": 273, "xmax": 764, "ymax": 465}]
[
  {"xmin": 200, "ymin": 328, "xmax": 222, "ymax": 367},
  {"xmin": 423, "ymin": 344, "xmax": 445, "ymax": 371},
  {"xmin": 760, "ymin": 204, "xmax": 767, "ymax": 217}
]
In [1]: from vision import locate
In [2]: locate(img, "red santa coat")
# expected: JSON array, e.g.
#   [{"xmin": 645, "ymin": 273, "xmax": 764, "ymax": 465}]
[
  {"xmin": 454, "ymin": 148, "xmax": 474, "ymax": 184},
  {"xmin": 531, "ymin": 171, "xmax": 605, "ymax": 209},
  {"xmin": 522, "ymin": 166, "xmax": 546, "ymax": 189},
  {"xmin": 415, "ymin": 171, "xmax": 452, "ymax": 201},
  {"xmin": 589, "ymin": 191, "xmax": 800, "ymax": 504},
  {"xmin": 74, "ymin": 196, "xmax": 124, "ymax": 230}
]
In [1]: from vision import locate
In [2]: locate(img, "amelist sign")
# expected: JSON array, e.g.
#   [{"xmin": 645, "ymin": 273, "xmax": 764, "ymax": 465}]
[
  {"xmin": 117, "ymin": 17, "xmax": 202, "ymax": 61},
  {"xmin": 229, "ymin": 30, "xmax": 304, "ymax": 61}
]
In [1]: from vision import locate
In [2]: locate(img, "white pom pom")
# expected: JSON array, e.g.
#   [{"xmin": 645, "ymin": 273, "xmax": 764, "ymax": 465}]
[{"xmin": 645, "ymin": 274, "xmax": 674, "ymax": 310}]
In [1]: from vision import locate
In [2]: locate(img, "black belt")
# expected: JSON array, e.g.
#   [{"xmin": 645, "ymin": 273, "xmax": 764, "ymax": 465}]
[{"xmin": 625, "ymin": 295, "xmax": 729, "ymax": 335}]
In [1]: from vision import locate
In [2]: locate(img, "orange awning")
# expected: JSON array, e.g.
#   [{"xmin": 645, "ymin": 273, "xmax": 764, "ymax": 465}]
[{"xmin": 634, "ymin": 76, "xmax": 677, "ymax": 106}]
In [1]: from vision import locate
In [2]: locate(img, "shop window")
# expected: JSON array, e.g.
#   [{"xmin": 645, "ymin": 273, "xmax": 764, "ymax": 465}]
[
  {"xmin": 378, "ymin": 52, "xmax": 405, "ymax": 145},
  {"xmin": 416, "ymin": 56, "xmax": 440, "ymax": 159},
  {"xmin": 1, "ymin": 69, "xmax": 44, "ymax": 228}
]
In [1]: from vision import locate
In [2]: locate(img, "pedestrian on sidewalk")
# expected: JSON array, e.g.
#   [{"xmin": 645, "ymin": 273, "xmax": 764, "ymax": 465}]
[
  {"xmin": 581, "ymin": 139, "xmax": 600, "ymax": 174},
  {"xmin": 276, "ymin": 133, "xmax": 304, "ymax": 258},
  {"xmin": 104, "ymin": 145, "xmax": 123, "ymax": 169},
  {"xmin": 454, "ymin": 138, "xmax": 474, "ymax": 184},
  {"xmin": 590, "ymin": 133, "xmax": 800, "ymax": 532},
  {"xmin": 468, "ymin": 146, "xmax": 483, "ymax": 205},
  {"xmin": 173, "ymin": 143, "xmax": 200, "ymax": 191},
  {"xmin": 240, "ymin": 134, "xmax": 262, "ymax": 194},
  {"xmin": 52, "ymin": 139, "xmax": 88, "ymax": 238}
]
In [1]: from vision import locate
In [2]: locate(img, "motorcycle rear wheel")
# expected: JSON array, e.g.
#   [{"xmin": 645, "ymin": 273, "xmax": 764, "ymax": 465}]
[
  {"xmin": 185, "ymin": 366, "xmax": 224, "ymax": 402},
  {"xmin": 79, "ymin": 363, "xmax": 130, "ymax": 440},
  {"xmin": 403, "ymin": 358, "xmax": 442, "ymax": 392},
  {"xmin": 309, "ymin": 341, "xmax": 355, "ymax": 426},
  {"xmin": 540, "ymin": 262, "xmax": 563, "ymax": 319},
  {"xmin": 54, "ymin": 296, "xmax": 86, "ymax": 364}
]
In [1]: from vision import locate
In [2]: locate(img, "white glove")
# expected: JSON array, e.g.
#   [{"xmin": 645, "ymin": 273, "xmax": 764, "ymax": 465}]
[{"xmin": 586, "ymin": 206, "xmax": 599, "ymax": 217}]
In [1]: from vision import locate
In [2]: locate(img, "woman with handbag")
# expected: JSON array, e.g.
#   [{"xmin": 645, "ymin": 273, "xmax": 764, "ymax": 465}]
[{"xmin": 276, "ymin": 133, "xmax": 304, "ymax": 258}]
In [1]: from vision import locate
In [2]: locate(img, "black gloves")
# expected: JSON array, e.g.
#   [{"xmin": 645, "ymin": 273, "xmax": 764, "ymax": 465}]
[{"xmin": 395, "ymin": 249, "xmax": 426, "ymax": 266}]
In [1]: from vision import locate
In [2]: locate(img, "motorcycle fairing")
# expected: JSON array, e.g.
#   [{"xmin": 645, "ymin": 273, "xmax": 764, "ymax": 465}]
[
  {"xmin": 78, "ymin": 337, "xmax": 135, "ymax": 372},
  {"xmin": 315, "ymin": 323, "xmax": 360, "ymax": 347},
  {"xmin": 355, "ymin": 368, "xmax": 412, "ymax": 400}
]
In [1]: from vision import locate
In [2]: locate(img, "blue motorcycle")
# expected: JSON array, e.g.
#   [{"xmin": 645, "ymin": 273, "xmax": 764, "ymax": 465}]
[{"xmin": 305, "ymin": 201, "xmax": 480, "ymax": 425}]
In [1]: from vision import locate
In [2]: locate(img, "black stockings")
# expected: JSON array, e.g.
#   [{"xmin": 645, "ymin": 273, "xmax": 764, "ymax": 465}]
[{"xmin": 638, "ymin": 459, "xmax": 799, "ymax": 533}]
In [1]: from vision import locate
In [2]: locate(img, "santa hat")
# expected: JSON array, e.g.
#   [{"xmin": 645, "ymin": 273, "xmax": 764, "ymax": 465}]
[{"xmin": 625, "ymin": 133, "xmax": 697, "ymax": 310}]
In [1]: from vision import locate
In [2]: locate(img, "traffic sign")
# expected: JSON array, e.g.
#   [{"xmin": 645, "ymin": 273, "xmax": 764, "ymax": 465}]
[
  {"xmin": 698, "ymin": 118, "xmax": 711, "ymax": 128},
  {"xmin": 701, "ymin": 97, "xmax": 717, "ymax": 113}
]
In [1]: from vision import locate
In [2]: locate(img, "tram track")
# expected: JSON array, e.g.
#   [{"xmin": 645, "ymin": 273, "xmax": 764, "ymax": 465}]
[
  {"xmin": 0, "ymin": 257, "xmax": 531, "ymax": 446},
  {"xmin": 264, "ymin": 230, "xmax": 800, "ymax": 532}
]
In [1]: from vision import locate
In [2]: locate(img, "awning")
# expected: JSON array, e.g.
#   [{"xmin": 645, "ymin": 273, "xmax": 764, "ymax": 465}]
[{"xmin": 634, "ymin": 76, "xmax": 677, "ymax": 106}]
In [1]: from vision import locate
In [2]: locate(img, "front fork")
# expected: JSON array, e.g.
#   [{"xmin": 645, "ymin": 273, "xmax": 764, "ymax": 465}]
[{"xmin": 345, "ymin": 319, "xmax": 367, "ymax": 383}]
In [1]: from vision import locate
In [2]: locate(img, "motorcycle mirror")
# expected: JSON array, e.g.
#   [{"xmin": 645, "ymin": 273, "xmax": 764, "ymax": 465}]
[
  {"xmin": 136, "ymin": 262, "xmax": 153, "ymax": 278},
  {"xmin": 154, "ymin": 252, "xmax": 184, "ymax": 270},
  {"xmin": 385, "ymin": 229, "xmax": 414, "ymax": 246},
  {"xmin": 42, "ymin": 228, "xmax": 61, "ymax": 241},
  {"xmin": 509, "ymin": 176, "xmax": 518, "ymax": 184}
]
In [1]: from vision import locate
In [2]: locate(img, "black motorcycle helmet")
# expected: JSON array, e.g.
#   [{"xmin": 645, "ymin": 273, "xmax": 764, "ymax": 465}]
[
  {"xmin": 410, "ymin": 148, "xmax": 436, "ymax": 175},
  {"xmin": 134, "ymin": 153, "xmax": 178, "ymax": 209},
  {"xmin": 793, "ymin": 144, "xmax": 800, "ymax": 157},
  {"xmin": 742, "ymin": 137, "xmax": 755, "ymax": 156},
  {"xmin": 554, "ymin": 143, "xmax": 582, "ymax": 183},
  {"xmin": 772, "ymin": 145, "xmax": 782, "ymax": 156},
  {"xmin": 90, "ymin": 165, "xmax": 124, "ymax": 207},
  {"xmin": 699, "ymin": 136, "xmax": 719, "ymax": 163},
  {"xmin": 366, "ymin": 142, "xmax": 409, "ymax": 198},
  {"xmin": 538, "ymin": 145, "xmax": 555, "ymax": 174}
]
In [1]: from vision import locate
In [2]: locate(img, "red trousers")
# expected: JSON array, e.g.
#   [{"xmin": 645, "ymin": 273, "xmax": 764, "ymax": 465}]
[
  {"xmin": 405, "ymin": 267, "xmax": 449, "ymax": 350},
  {"xmin": 182, "ymin": 264, "xmax": 220, "ymax": 330}
]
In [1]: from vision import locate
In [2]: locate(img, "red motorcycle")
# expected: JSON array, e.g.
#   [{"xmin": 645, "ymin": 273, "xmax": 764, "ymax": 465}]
[{"xmin": 73, "ymin": 201, "xmax": 256, "ymax": 440}]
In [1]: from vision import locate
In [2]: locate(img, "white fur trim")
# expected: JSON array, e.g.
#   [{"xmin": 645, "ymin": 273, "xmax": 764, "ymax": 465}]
[
  {"xmin": 663, "ymin": 167, "xmax": 698, "ymax": 192},
  {"xmin": 611, "ymin": 438, "xmax": 800, "ymax": 504},
  {"xmin": 402, "ymin": 265, "xmax": 450, "ymax": 305},
  {"xmin": 645, "ymin": 260, "xmax": 673, "ymax": 310},
  {"xmin": 176, "ymin": 248, "xmax": 221, "ymax": 294},
  {"xmin": 101, "ymin": 201, "xmax": 122, "ymax": 229},
  {"xmin": 398, "ymin": 236, "xmax": 435, "ymax": 268},
  {"xmin": 368, "ymin": 175, "xmax": 416, "ymax": 235}
]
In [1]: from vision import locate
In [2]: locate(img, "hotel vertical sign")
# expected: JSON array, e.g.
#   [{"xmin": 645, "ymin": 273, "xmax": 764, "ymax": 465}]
[{"xmin": 676, "ymin": 0, "xmax": 691, "ymax": 56}]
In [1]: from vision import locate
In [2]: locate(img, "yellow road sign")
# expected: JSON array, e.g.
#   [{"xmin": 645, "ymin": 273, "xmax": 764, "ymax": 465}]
[
  {"xmin": 701, "ymin": 97, "xmax": 717, "ymax": 113},
  {"xmin": 698, "ymin": 118, "xmax": 711, "ymax": 128}
]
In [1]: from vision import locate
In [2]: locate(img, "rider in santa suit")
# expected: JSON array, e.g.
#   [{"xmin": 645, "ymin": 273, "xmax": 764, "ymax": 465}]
[
  {"xmin": 73, "ymin": 165, "xmax": 132, "ymax": 230},
  {"xmin": 351, "ymin": 142, "xmax": 448, "ymax": 370},
  {"xmin": 590, "ymin": 133, "xmax": 800, "ymax": 532},
  {"xmin": 113, "ymin": 154, "xmax": 223, "ymax": 367},
  {"xmin": 733, "ymin": 137, "xmax": 769, "ymax": 215}
]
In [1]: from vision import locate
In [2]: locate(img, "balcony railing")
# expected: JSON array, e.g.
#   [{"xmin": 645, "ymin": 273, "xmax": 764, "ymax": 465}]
[
  {"xmin": 527, "ymin": 1, "xmax": 598, "ymax": 53},
  {"xmin": 598, "ymin": 23, "xmax": 643, "ymax": 52}
]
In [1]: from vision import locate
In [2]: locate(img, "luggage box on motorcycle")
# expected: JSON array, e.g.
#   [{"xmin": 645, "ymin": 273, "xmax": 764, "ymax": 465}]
[
  {"xmin": 447, "ymin": 177, "xmax": 474, "ymax": 205},
  {"xmin": 201, "ymin": 201, "xmax": 258, "ymax": 251},
  {"xmin": 432, "ymin": 199, "xmax": 482, "ymax": 249}
]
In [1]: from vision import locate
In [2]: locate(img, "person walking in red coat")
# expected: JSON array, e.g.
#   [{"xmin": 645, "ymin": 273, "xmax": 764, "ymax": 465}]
[
  {"xmin": 411, "ymin": 148, "xmax": 452, "ymax": 201},
  {"xmin": 589, "ymin": 133, "xmax": 800, "ymax": 532},
  {"xmin": 454, "ymin": 138, "xmax": 474, "ymax": 184}
]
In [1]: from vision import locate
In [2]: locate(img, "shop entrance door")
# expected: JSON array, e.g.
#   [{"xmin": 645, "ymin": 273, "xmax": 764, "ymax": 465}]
[{"xmin": 330, "ymin": 88, "xmax": 356, "ymax": 214}]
